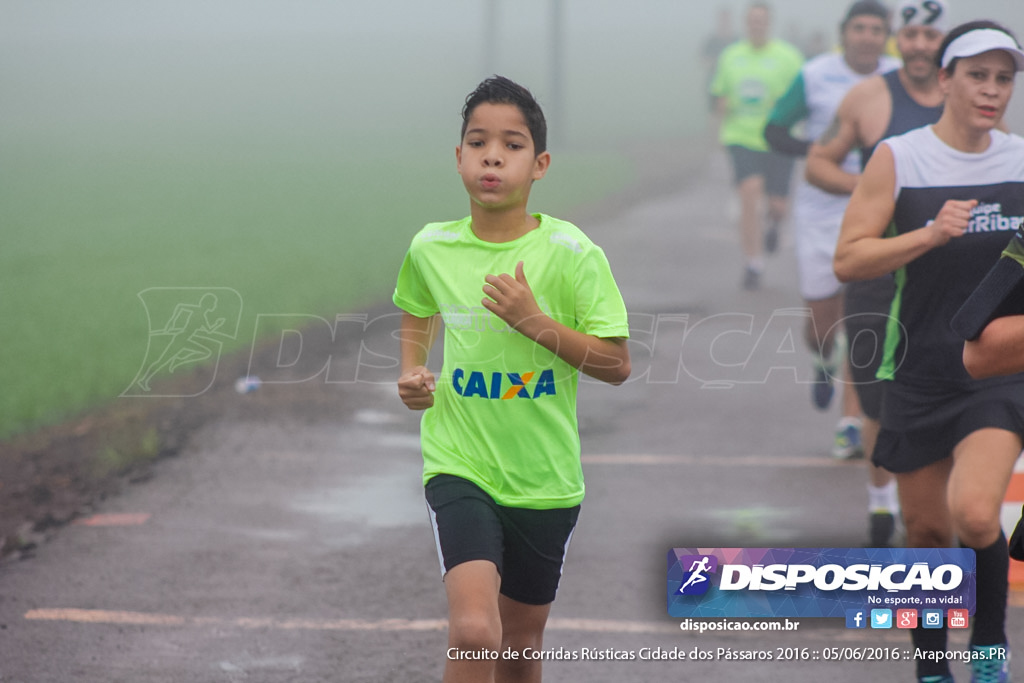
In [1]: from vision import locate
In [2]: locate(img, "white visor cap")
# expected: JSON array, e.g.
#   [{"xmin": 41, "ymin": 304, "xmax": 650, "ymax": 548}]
[{"xmin": 941, "ymin": 28, "xmax": 1024, "ymax": 71}]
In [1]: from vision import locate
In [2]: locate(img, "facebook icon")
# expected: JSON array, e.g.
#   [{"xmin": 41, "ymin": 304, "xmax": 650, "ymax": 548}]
[{"xmin": 846, "ymin": 609, "xmax": 867, "ymax": 629}]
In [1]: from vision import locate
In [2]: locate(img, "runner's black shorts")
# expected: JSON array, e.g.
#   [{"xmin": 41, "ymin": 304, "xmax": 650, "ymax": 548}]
[
  {"xmin": 425, "ymin": 474, "xmax": 580, "ymax": 606},
  {"xmin": 843, "ymin": 276, "xmax": 895, "ymax": 421},
  {"xmin": 872, "ymin": 376, "xmax": 1024, "ymax": 473},
  {"xmin": 726, "ymin": 145, "xmax": 795, "ymax": 197}
]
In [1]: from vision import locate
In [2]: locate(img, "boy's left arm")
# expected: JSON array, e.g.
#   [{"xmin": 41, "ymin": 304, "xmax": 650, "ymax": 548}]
[{"xmin": 482, "ymin": 261, "xmax": 630, "ymax": 385}]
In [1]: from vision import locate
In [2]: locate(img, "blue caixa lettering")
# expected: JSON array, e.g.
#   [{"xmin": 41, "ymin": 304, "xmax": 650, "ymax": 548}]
[{"xmin": 452, "ymin": 368, "xmax": 557, "ymax": 399}]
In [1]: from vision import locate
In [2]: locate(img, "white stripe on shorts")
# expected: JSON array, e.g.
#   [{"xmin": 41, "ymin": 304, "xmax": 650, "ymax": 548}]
[
  {"xmin": 425, "ymin": 499, "xmax": 578, "ymax": 584},
  {"xmin": 426, "ymin": 501, "xmax": 447, "ymax": 579},
  {"xmin": 559, "ymin": 527, "xmax": 576, "ymax": 578}
]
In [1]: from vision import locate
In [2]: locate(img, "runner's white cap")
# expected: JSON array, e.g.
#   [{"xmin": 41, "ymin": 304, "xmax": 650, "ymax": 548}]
[
  {"xmin": 940, "ymin": 28, "xmax": 1024, "ymax": 70},
  {"xmin": 892, "ymin": 0, "xmax": 950, "ymax": 34}
]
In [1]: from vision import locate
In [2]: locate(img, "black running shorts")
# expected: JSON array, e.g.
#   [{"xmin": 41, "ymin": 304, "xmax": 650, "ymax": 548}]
[
  {"xmin": 843, "ymin": 276, "xmax": 896, "ymax": 421},
  {"xmin": 726, "ymin": 145, "xmax": 795, "ymax": 197},
  {"xmin": 424, "ymin": 474, "xmax": 580, "ymax": 606},
  {"xmin": 872, "ymin": 377, "xmax": 1024, "ymax": 473}
]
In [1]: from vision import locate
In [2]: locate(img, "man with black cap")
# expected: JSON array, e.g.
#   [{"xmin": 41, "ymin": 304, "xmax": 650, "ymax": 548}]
[
  {"xmin": 764, "ymin": 0, "xmax": 897, "ymax": 469},
  {"xmin": 805, "ymin": 0, "xmax": 949, "ymax": 550}
]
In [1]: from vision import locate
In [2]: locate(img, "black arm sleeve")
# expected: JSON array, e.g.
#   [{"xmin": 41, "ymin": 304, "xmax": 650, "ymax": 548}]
[{"xmin": 764, "ymin": 123, "xmax": 810, "ymax": 157}]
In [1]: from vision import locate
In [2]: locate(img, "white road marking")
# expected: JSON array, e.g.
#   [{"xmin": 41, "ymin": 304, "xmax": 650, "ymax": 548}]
[{"xmin": 582, "ymin": 454, "xmax": 851, "ymax": 468}]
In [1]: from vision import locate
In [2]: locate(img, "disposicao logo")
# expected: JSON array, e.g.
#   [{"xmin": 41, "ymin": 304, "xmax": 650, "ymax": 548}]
[
  {"xmin": 676, "ymin": 555, "xmax": 718, "ymax": 596},
  {"xmin": 716, "ymin": 560, "xmax": 962, "ymax": 591},
  {"xmin": 668, "ymin": 548, "xmax": 976, "ymax": 619}
]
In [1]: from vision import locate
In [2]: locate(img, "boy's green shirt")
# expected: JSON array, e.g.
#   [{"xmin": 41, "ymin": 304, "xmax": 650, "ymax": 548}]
[
  {"xmin": 710, "ymin": 39, "xmax": 804, "ymax": 151},
  {"xmin": 394, "ymin": 213, "xmax": 629, "ymax": 509}
]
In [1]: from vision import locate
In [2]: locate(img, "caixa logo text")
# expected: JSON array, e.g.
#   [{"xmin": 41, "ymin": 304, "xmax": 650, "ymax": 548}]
[
  {"xmin": 452, "ymin": 369, "xmax": 557, "ymax": 399},
  {"xmin": 718, "ymin": 563, "xmax": 964, "ymax": 592}
]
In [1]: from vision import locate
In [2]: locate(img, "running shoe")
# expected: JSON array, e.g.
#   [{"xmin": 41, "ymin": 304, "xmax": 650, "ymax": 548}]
[
  {"xmin": 812, "ymin": 362, "xmax": 836, "ymax": 410},
  {"xmin": 832, "ymin": 417, "xmax": 864, "ymax": 458},
  {"xmin": 742, "ymin": 266, "xmax": 761, "ymax": 291},
  {"xmin": 832, "ymin": 416, "xmax": 863, "ymax": 458},
  {"xmin": 970, "ymin": 644, "xmax": 1010, "ymax": 683},
  {"xmin": 869, "ymin": 512, "xmax": 896, "ymax": 547},
  {"xmin": 918, "ymin": 676, "xmax": 955, "ymax": 683}
]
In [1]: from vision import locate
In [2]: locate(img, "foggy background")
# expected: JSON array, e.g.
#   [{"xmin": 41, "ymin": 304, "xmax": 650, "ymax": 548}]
[
  {"xmin": 3, "ymin": 0, "xmax": 1024, "ymax": 433},
  {"xmin": 5, "ymin": 0, "xmax": 1024, "ymax": 152}
]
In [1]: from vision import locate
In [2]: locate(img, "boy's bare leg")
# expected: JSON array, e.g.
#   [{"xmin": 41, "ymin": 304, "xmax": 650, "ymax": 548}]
[
  {"xmin": 496, "ymin": 596, "xmax": 552, "ymax": 683},
  {"xmin": 443, "ymin": 560, "xmax": 502, "ymax": 683}
]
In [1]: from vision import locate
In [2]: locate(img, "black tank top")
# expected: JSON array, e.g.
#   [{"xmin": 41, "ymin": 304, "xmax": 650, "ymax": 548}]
[
  {"xmin": 860, "ymin": 69, "xmax": 943, "ymax": 169},
  {"xmin": 849, "ymin": 69, "xmax": 944, "ymax": 325}
]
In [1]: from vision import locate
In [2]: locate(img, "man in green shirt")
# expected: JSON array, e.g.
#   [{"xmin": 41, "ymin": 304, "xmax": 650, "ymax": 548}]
[
  {"xmin": 710, "ymin": 1, "xmax": 804, "ymax": 289},
  {"xmin": 394, "ymin": 76, "xmax": 630, "ymax": 683}
]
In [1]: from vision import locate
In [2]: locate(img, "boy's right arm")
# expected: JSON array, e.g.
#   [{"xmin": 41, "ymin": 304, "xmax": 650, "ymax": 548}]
[{"xmin": 397, "ymin": 312, "xmax": 440, "ymax": 410}]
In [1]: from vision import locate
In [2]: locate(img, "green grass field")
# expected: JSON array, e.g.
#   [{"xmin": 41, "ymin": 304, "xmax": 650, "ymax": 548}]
[
  {"xmin": 1, "ymin": 7, "xmax": 711, "ymax": 439},
  {"xmin": 0, "ymin": 136, "xmax": 634, "ymax": 438}
]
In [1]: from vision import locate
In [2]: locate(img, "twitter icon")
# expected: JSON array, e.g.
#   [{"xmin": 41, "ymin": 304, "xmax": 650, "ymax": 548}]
[{"xmin": 871, "ymin": 609, "xmax": 893, "ymax": 629}]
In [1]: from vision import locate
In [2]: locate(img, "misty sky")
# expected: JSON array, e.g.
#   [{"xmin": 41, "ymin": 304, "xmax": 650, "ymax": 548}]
[
  {"xmin": 3, "ymin": 0, "xmax": 1024, "ymax": 147},
  {"xmin": 4, "ymin": 1, "xmax": 1023, "ymax": 42}
]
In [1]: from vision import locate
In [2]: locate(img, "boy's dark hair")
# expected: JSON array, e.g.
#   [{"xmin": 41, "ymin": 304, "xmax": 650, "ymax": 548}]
[
  {"xmin": 461, "ymin": 76, "xmax": 548, "ymax": 155},
  {"xmin": 937, "ymin": 20, "xmax": 1020, "ymax": 73},
  {"xmin": 840, "ymin": 0, "xmax": 889, "ymax": 33}
]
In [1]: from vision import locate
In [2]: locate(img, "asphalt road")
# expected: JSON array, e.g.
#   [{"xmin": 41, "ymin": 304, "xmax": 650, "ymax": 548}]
[{"xmin": 2, "ymin": 150, "xmax": 1021, "ymax": 683}]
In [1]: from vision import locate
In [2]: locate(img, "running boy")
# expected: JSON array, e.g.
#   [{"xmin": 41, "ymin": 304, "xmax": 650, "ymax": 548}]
[{"xmin": 394, "ymin": 76, "xmax": 631, "ymax": 683}]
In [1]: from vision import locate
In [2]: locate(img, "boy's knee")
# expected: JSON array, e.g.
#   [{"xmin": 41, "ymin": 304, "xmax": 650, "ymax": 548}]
[
  {"xmin": 502, "ymin": 629, "xmax": 543, "ymax": 656},
  {"xmin": 448, "ymin": 611, "xmax": 502, "ymax": 653},
  {"xmin": 497, "ymin": 652, "xmax": 541, "ymax": 681}
]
